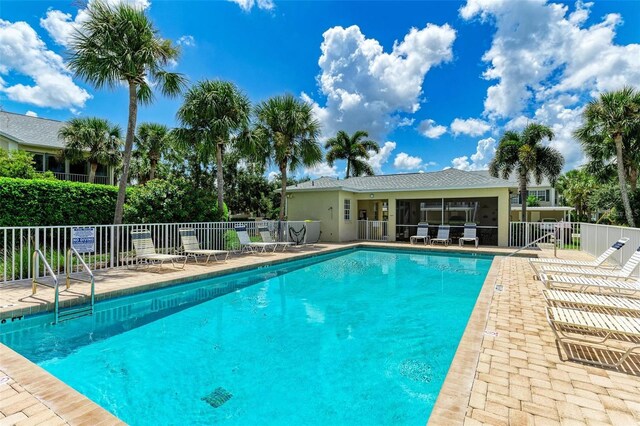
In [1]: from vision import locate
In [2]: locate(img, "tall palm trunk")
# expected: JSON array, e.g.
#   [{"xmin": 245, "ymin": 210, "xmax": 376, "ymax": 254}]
[
  {"xmin": 629, "ymin": 167, "xmax": 638, "ymax": 192},
  {"xmin": 149, "ymin": 157, "xmax": 157, "ymax": 181},
  {"xmin": 345, "ymin": 159, "xmax": 351, "ymax": 179},
  {"xmin": 614, "ymin": 134, "xmax": 635, "ymax": 227},
  {"xmin": 88, "ymin": 162, "xmax": 98, "ymax": 184},
  {"xmin": 114, "ymin": 82, "xmax": 138, "ymax": 225},
  {"xmin": 279, "ymin": 163, "xmax": 288, "ymax": 221},
  {"xmin": 215, "ymin": 142, "xmax": 224, "ymax": 215},
  {"xmin": 519, "ymin": 172, "xmax": 528, "ymax": 222}
]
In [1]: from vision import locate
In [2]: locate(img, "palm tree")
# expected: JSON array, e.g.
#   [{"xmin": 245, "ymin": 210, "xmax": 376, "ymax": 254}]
[
  {"xmin": 175, "ymin": 80, "xmax": 252, "ymax": 212},
  {"xmin": 135, "ymin": 123, "xmax": 172, "ymax": 183},
  {"xmin": 68, "ymin": 1, "xmax": 186, "ymax": 224},
  {"xmin": 489, "ymin": 123, "xmax": 564, "ymax": 222},
  {"xmin": 556, "ymin": 169, "xmax": 597, "ymax": 222},
  {"xmin": 574, "ymin": 86, "xmax": 640, "ymax": 227},
  {"xmin": 254, "ymin": 94, "xmax": 323, "ymax": 221},
  {"xmin": 59, "ymin": 117, "xmax": 122, "ymax": 184},
  {"xmin": 325, "ymin": 130, "xmax": 379, "ymax": 178}
]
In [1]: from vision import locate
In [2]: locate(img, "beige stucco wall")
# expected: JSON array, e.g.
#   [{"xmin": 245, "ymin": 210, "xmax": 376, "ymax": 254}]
[
  {"xmin": 285, "ymin": 191, "xmax": 341, "ymax": 242},
  {"xmin": 288, "ymin": 187, "xmax": 513, "ymax": 246}
]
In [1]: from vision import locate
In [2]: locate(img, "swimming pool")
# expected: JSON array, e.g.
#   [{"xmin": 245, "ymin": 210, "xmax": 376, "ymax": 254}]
[{"xmin": 0, "ymin": 248, "xmax": 493, "ymax": 425}]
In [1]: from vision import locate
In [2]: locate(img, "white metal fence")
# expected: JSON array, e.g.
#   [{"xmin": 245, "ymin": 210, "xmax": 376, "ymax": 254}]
[
  {"xmin": 580, "ymin": 223, "xmax": 640, "ymax": 268},
  {"xmin": 0, "ymin": 220, "xmax": 320, "ymax": 284},
  {"xmin": 508, "ymin": 222, "xmax": 581, "ymax": 249},
  {"xmin": 357, "ymin": 220, "xmax": 388, "ymax": 242},
  {"xmin": 36, "ymin": 172, "xmax": 112, "ymax": 185}
]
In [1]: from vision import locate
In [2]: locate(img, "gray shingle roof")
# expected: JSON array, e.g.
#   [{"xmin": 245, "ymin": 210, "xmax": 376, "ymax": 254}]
[
  {"xmin": 287, "ymin": 168, "xmax": 516, "ymax": 193},
  {"xmin": 0, "ymin": 111, "xmax": 66, "ymax": 149},
  {"xmin": 469, "ymin": 170, "xmax": 553, "ymax": 188}
]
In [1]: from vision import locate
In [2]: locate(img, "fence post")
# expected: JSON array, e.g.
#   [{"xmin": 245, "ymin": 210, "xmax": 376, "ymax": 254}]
[{"xmin": 109, "ymin": 225, "xmax": 115, "ymax": 269}]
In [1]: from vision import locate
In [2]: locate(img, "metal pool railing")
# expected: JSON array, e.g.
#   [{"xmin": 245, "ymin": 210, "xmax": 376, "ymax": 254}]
[
  {"xmin": 0, "ymin": 220, "xmax": 320, "ymax": 285},
  {"xmin": 508, "ymin": 222, "xmax": 581, "ymax": 249}
]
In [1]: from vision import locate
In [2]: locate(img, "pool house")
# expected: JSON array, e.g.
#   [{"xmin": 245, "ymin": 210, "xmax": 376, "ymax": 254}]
[{"xmin": 285, "ymin": 168, "xmax": 516, "ymax": 246}]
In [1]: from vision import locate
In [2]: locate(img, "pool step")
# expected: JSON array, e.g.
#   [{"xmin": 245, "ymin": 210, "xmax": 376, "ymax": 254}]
[{"xmin": 57, "ymin": 305, "xmax": 94, "ymax": 322}]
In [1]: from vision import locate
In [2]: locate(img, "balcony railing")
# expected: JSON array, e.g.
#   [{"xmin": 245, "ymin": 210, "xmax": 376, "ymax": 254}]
[{"xmin": 37, "ymin": 172, "xmax": 112, "ymax": 185}]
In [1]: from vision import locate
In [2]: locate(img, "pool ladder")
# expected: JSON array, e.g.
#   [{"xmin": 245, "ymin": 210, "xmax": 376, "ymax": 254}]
[{"xmin": 32, "ymin": 248, "xmax": 95, "ymax": 324}]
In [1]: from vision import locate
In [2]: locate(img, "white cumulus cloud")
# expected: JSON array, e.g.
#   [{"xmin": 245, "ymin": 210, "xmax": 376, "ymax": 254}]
[
  {"xmin": 366, "ymin": 141, "xmax": 396, "ymax": 174},
  {"xmin": 25, "ymin": 110, "xmax": 38, "ymax": 117},
  {"xmin": 450, "ymin": 117, "xmax": 491, "ymax": 137},
  {"xmin": 307, "ymin": 23, "xmax": 456, "ymax": 141},
  {"xmin": 418, "ymin": 119, "xmax": 447, "ymax": 139},
  {"xmin": 0, "ymin": 19, "xmax": 91, "ymax": 110},
  {"xmin": 461, "ymin": 0, "xmax": 640, "ymax": 119},
  {"xmin": 394, "ymin": 152, "xmax": 423, "ymax": 171},
  {"xmin": 451, "ymin": 137, "xmax": 496, "ymax": 171},
  {"xmin": 177, "ymin": 35, "xmax": 195, "ymax": 47},
  {"xmin": 41, "ymin": 0, "xmax": 151, "ymax": 48},
  {"xmin": 304, "ymin": 162, "xmax": 338, "ymax": 178},
  {"xmin": 229, "ymin": 0, "xmax": 275, "ymax": 12}
]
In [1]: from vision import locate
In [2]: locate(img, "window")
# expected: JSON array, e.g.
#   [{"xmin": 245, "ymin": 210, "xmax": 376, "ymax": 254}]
[
  {"xmin": 344, "ymin": 199, "xmax": 351, "ymax": 220},
  {"xmin": 29, "ymin": 153, "xmax": 44, "ymax": 172},
  {"xmin": 511, "ymin": 189, "xmax": 550, "ymax": 204},
  {"xmin": 46, "ymin": 154, "xmax": 64, "ymax": 173}
]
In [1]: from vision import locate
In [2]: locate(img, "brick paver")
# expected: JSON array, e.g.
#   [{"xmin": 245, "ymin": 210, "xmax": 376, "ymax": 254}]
[{"xmin": 453, "ymin": 253, "xmax": 640, "ymax": 425}]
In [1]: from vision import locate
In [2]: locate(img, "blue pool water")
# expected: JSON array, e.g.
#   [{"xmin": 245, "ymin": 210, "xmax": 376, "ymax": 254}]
[{"xmin": 0, "ymin": 248, "xmax": 493, "ymax": 425}]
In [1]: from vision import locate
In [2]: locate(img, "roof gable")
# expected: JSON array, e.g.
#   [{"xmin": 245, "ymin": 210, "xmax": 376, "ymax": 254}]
[{"xmin": 0, "ymin": 111, "xmax": 66, "ymax": 149}]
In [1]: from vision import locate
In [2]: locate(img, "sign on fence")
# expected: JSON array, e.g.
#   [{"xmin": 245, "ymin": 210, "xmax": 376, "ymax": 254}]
[{"xmin": 72, "ymin": 227, "xmax": 96, "ymax": 253}]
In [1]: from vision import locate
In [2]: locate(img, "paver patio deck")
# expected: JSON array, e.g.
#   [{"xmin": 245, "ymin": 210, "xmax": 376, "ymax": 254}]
[{"xmin": 1, "ymin": 242, "xmax": 639, "ymax": 425}]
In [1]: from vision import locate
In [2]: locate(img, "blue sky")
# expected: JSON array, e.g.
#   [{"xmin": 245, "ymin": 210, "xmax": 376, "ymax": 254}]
[{"xmin": 1, "ymin": 0, "xmax": 639, "ymax": 179}]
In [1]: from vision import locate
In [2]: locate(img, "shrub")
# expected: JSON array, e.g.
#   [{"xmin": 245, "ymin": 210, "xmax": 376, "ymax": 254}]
[
  {"xmin": 0, "ymin": 177, "xmax": 118, "ymax": 226},
  {"xmin": 0, "ymin": 150, "xmax": 38, "ymax": 179},
  {"xmin": 0, "ymin": 177, "xmax": 229, "ymax": 227},
  {"xmin": 123, "ymin": 179, "xmax": 228, "ymax": 223}
]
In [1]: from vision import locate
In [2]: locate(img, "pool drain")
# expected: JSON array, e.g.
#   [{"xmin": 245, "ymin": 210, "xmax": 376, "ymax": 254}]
[{"xmin": 202, "ymin": 387, "xmax": 233, "ymax": 408}]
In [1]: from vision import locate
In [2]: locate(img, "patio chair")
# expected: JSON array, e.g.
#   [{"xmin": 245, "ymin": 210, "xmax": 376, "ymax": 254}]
[
  {"xmin": 235, "ymin": 226, "xmax": 278, "ymax": 253},
  {"xmin": 537, "ymin": 246, "xmax": 640, "ymax": 279},
  {"xmin": 539, "ymin": 273, "xmax": 640, "ymax": 296},
  {"xmin": 459, "ymin": 223, "xmax": 479, "ymax": 248},
  {"xmin": 259, "ymin": 227, "xmax": 296, "ymax": 251},
  {"xmin": 529, "ymin": 237, "xmax": 629, "ymax": 275},
  {"xmin": 410, "ymin": 223, "xmax": 429, "ymax": 245},
  {"xmin": 179, "ymin": 228, "xmax": 229, "ymax": 264},
  {"xmin": 543, "ymin": 289, "xmax": 640, "ymax": 314},
  {"xmin": 131, "ymin": 230, "xmax": 187, "ymax": 269},
  {"xmin": 430, "ymin": 225, "xmax": 451, "ymax": 246},
  {"xmin": 546, "ymin": 306, "xmax": 640, "ymax": 368}
]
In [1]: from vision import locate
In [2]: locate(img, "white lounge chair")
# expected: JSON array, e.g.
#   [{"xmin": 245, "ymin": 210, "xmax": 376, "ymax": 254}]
[
  {"xmin": 530, "ymin": 238, "xmax": 629, "ymax": 274},
  {"xmin": 537, "ymin": 246, "xmax": 640, "ymax": 279},
  {"xmin": 459, "ymin": 223, "xmax": 479, "ymax": 248},
  {"xmin": 543, "ymin": 289, "xmax": 640, "ymax": 314},
  {"xmin": 410, "ymin": 223, "xmax": 430, "ymax": 245},
  {"xmin": 235, "ymin": 226, "xmax": 278, "ymax": 253},
  {"xmin": 539, "ymin": 273, "xmax": 640, "ymax": 296},
  {"xmin": 546, "ymin": 306, "xmax": 640, "ymax": 368},
  {"xmin": 259, "ymin": 227, "xmax": 296, "ymax": 251},
  {"xmin": 430, "ymin": 225, "xmax": 451, "ymax": 246},
  {"xmin": 179, "ymin": 228, "xmax": 229, "ymax": 264},
  {"xmin": 131, "ymin": 230, "xmax": 187, "ymax": 269}
]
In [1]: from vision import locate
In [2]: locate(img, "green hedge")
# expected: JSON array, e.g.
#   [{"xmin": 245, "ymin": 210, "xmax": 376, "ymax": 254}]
[
  {"xmin": 0, "ymin": 177, "xmax": 227, "ymax": 226},
  {"xmin": 0, "ymin": 177, "xmax": 119, "ymax": 226}
]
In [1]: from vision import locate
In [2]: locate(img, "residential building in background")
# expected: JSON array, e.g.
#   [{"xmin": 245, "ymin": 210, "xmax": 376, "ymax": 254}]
[{"xmin": 0, "ymin": 111, "xmax": 115, "ymax": 185}]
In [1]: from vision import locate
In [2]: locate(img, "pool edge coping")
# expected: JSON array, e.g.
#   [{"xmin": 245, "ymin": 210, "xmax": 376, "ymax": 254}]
[{"xmin": 427, "ymin": 254, "xmax": 503, "ymax": 425}]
